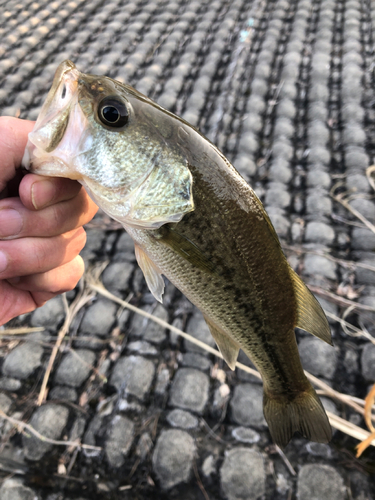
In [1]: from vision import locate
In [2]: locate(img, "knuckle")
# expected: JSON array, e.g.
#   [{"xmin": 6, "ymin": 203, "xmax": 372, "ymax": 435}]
[{"xmin": 0, "ymin": 117, "xmax": 15, "ymax": 138}]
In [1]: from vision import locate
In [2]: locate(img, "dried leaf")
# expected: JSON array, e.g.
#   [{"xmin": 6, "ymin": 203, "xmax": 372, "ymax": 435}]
[
  {"xmin": 79, "ymin": 392, "xmax": 89, "ymax": 407},
  {"xmin": 58, "ymin": 462, "xmax": 67, "ymax": 475},
  {"xmin": 336, "ymin": 283, "xmax": 362, "ymax": 300},
  {"xmin": 364, "ymin": 383, "xmax": 375, "ymax": 433},
  {"xmin": 356, "ymin": 431, "xmax": 375, "ymax": 458}
]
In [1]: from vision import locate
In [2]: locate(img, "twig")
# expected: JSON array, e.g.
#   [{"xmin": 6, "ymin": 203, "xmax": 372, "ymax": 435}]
[
  {"xmin": 86, "ymin": 275, "xmax": 375, "ymax": 448},
  {"xmin": 37, "ymin": 284, "xmax": 95, "ymax": 405},
  {"xmin": 68, "ymin": 348, "xmax": 107, "ymax": 383},
  {"xmin": 307, "ymin": 285, "xmax": 375, "ymax": 312},
  {"xmin": 0, "ymin": 409, "xmax": 101, "ymax": 451},
  {"xmin": 87, "ymin": 280, "xmax": 227, "ymax": 359},
  {"xmin": 326, "ymin": 411, "xmax": 375, "ymax": 447},
  {"xmin": 331, "ymin": 213, "xmax": 368, "ymax": 229},
  {"xmin": 0, "ymin": 327, "xmax": 45, "ymax": 335},
  {"xmin": 193, "ymin": 458, "xmax": 210, "ymax": 500},
  {"xmin": 323, "ymin": 310, "xmax": 375, "ymax": 345},
  {"xmin": 127, "ymin": 457, "xmax": 140, "ymax": 479},
  {"xmin": 330, "ymin": 183, "xmax": 375, "ymax": 235},
  {"xmin": 305, "ymin": 372, "xmax": 365, "ymax": 416},
  {"xmin": 282, "ymin": 243, "xmax": 375, "ymax": 273},
  {"xmin": 200, "ymin": 418, "xmax": 228, "ymax": 445},
  {"xmin": 37, "ymin": 294, "xmax": 70, "ymax": 405},
  {"xmin": 274, "ymin": 445, "xmax": 296, "ymax": 476},
  {"xmin": 66, "ymin": 447, "xmax": 79, "ymax": 475}
]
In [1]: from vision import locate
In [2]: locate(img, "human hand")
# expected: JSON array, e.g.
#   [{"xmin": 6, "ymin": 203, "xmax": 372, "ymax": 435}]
[{"xmin": 0, "ymin": 117, "xmax": 98, "ymax": 325}]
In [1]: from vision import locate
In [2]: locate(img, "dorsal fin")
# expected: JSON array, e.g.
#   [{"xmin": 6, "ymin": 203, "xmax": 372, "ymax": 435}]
[
  {"xmin": 134, "ymin": 243, "xmax": 164, "ymax": 303},
  {"xmin": 204, "ymin": 315, "xmax": 240, "ymax": 370},
  {"xmin": 290, "ymin": 269, "xmax": 332, "ymax": 345}
]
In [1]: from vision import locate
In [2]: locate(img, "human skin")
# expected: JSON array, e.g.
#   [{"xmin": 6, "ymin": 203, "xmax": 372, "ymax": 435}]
[{"xmin": 0, "ymin": 117, "xmax": 98, "ymax": 325}]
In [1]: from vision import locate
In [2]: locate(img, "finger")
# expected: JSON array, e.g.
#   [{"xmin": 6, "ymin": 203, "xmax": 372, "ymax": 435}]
[
  {"xmin": 7, "ymin": 255, "xmax": 85, "ymax": 294},
  {"xmin": 0, "ymin": 190, "xmax": 97, "ymax": 239},
  {"xmin": 19, "ymin": 174, "xmax": 82, "ymax": 211},
  {"xmin": 0, "ymin": 227, "xmax": 86, "ymax": 280},
  {"xmin": 0, "ymin": 280, "xmax": 39, "ymax": 325},
  {"xmin": 0, "ymin": 118, "xmax": 34, "ymax": 191}
]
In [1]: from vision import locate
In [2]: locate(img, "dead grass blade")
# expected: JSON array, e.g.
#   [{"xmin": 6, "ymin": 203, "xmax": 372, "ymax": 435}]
[
  {"xmin": 282, "ymin": 244, "xmax": 375, "ymax": 273},
  {"xmin": 37, "ymin": 282, "xmax": 96, "ymax": 406},
  {"xmin": 87, "ymin": 279, "xmax": 228, "ymax": 360},
  {"xmin": 85, "ymin": 272, "xmax": 375, "ymax": 449},
  {"xmin": 326, "ymin": 411, "xmax": 375, "ymax": 447},
  {"xmin": 0, "ymin": 408, "xmax": 101, "ymax": 451},
  {"xmin": 0, "ymin": 327, "xmax": 45, "ymax": 335},
  {"xmin": 307, "ymin": 285, "xmax": 375, "ymax": 312},
  {"xmin": 193, "ymin": 458, "xmax": 210, "ymax": 500},
  {"xmin": 323, "ymin": 309, "xmax": 375, "ymax": 345},
  {"xmin": 274, "ymin": 445, "xmax": 296, "ymax": 476},
  {"xmin": 305, "ymin": 372, "xmax": 365, "ymax": 415},
  {"xmin": 68, "ymin": 347, "xmax": 107, "ymax": 383},
  {"xmin": 330, "ymin": 182, "xmax": 375, "ymax": 235}
]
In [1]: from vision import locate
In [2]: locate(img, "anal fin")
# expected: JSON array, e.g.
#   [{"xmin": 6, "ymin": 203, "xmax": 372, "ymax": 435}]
[
  {"xmin": 134, "ymin": 243, "xmax": 164, "ymax": 303},
  {"xmin": 290, "ymin": 269, "xmax": 333, "ymax": 346},
  {"xmin": 204, "ymin": 316, "xmax": 240, "ymax": 370}
]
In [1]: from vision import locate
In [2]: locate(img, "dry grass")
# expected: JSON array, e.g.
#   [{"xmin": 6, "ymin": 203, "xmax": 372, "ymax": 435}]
[
  {"xmin": 3, "ymin": 189, "xmax": 375, "ymax": 458},
  {"xmin": 85, "ymin": 266, "xmax": 375, "ymax": 451}
]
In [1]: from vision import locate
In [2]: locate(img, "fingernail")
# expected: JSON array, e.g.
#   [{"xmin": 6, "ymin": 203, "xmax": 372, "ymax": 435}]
[
  {"xmin": 31, "ymin": 180, "xmax": 56, "ymax": 209},
  {"xmin": 0, "ymin": 209, "xmax": 23, "ymax": 238},
  {"xmin": 0, "ymin": 251, "xmax": 8, "ymax": 273}
]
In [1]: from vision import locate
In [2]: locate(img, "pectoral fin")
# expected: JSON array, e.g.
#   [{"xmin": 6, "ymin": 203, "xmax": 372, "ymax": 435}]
[
  {"xmin": 290, "ymin": 269, "xmax": 332, "ymax": 345},
  {"xmin": 134, "ymin": 244, "xmax": 164, "ymax": 303},
  {"xmin": 160, "ymin": 226, "xmax": 216, "ymax": 274},
  {"xmin": 204, "ymin": 316, "xmax": 240, "ymax": 370}
]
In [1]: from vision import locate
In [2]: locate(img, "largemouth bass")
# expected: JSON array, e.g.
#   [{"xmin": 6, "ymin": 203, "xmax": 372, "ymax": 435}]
[{"xmin": 23, "ymin": 60, "xmax": 332, "ymax": 447}]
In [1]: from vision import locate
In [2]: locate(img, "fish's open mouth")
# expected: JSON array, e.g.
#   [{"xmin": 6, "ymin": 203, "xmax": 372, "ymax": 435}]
[{"xmin": 22, "ymin": 60, "xmax": 91, "ymax": 177}]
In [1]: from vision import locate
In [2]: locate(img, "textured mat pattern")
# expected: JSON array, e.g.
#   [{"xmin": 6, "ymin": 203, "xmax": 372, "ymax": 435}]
[{"xmin": 1, "ymin": 0, "xmax": 375, "ymax": 499}]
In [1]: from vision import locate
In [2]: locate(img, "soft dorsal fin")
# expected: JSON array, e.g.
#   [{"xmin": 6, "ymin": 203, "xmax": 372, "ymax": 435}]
[
  {"xmin": 134, "ymin": 243, "xmax": 164, "ymax": 303},
  {"xmin": 290, "ymin": 269, "xmax": 333, "ymax": 345},
  {"xmin": 204, "ymin": 315, "xmax": 240, "ymax": 370}
]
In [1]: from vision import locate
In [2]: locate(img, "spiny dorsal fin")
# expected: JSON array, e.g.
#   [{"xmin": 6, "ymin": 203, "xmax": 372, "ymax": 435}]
[
  {"xmin": 290, "ymin": 269, "xmax": 333, "ymax": 346},
  {"xmin": 204, "ymin": 315, "xmax": 240, "ymax": 370},
  {"xmin": 134, "ymin": 243, "xmax": 164, "ymax": 303}
]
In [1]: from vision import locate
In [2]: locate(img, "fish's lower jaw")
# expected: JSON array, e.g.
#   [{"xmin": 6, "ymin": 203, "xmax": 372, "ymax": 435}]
[
  {"xmin": 26, "ymin": 155, "xmax": 81, "ymax": 180},
  {"xmin": 263, "ymin": 386, "xmax": 332, "ymax": 448}
]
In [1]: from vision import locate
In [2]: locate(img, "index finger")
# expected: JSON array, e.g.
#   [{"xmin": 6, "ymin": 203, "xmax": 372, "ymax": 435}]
[{"xmin": 0, "ymin": 117, "xmax": 35, "ymax": 192}]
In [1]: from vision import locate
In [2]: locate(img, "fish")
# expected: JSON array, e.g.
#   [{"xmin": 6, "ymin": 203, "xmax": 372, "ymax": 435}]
[{"xmin": 23, "ymin": 60, "xmax": 332, "ymax": 447}]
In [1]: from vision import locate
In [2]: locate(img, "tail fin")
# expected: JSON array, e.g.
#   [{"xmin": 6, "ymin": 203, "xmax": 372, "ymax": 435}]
[{"xmin": 263, "ymin": 385, "xmax": 332, "ymax": 448}]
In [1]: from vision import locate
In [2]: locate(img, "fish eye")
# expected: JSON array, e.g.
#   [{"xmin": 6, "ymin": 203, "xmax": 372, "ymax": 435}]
[{"xmin": 98, "ymin": 97, "xmax": 129, "ymax": 128}]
